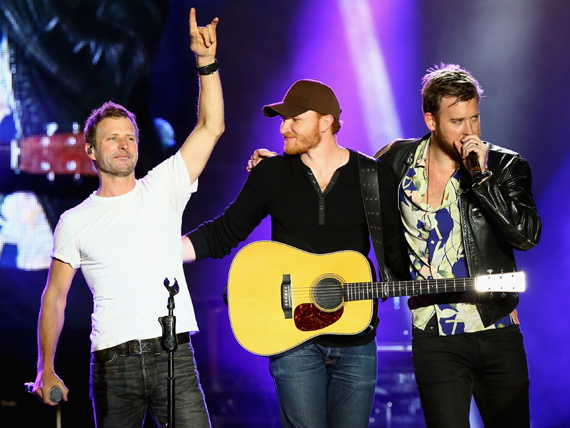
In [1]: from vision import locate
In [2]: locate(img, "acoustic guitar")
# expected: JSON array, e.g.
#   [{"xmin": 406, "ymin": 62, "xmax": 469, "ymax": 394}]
[{"xmin": 227, "ymin": 241, "xmax": 525, "ymax": 356}]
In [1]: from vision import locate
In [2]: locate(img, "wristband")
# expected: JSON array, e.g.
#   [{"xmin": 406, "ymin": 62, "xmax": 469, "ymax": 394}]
[{"xmin": 197, "ymin": 60, "xmax": 219, "ymax": 75}]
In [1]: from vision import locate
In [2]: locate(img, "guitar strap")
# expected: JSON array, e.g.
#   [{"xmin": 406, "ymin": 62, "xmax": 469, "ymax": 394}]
[
  {"xmin": 357, "ymin": 152, "xmax": 387, "ymax": 283},
  {"xmin": 222, "ymin": 153, "xmax": 387, "ymax": 307}
]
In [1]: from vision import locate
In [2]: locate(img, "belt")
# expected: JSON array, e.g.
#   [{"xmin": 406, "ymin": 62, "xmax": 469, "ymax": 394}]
[{"xmin": 107, "ymin": 332, "xmax": 190, "ymax": 356}]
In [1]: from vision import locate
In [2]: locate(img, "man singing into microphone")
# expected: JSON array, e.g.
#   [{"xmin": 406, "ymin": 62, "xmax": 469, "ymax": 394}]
[{"xmin": 375, "ymin": 64, "xmax": 542, "ymax": 427}]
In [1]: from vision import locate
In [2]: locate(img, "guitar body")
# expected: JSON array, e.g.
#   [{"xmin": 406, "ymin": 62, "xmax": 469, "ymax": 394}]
[{"xmin": 227, "ymin": 241, "xmax": 374, "ymax": 356}]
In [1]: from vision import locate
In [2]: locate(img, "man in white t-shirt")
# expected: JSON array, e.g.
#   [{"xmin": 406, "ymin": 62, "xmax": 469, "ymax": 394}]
[{"xmin": 32, "ymin": 9, "xmax": 223, "ymax": 428}]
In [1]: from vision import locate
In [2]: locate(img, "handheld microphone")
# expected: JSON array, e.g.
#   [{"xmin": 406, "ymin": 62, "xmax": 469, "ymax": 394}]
[
  {"xmin": 49, "ymin": 386, "xmax": 64, "ymax": 403},
  {"xmin": 462, "ymin": 138, "xmax": 484, "ymax": 183},
  {"xmin": 467, "ymin": 151, "xmax": 483, "ymax": 182},
  {"xmin": 24, "ymin": 382, "xmax": 64, "ymax": 403}
]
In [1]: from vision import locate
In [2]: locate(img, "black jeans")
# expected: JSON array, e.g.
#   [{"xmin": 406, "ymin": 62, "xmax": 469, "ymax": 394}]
[
  {"xmin": 90, "ymin": 337, "xmax": 210, "ymax": 428},
  {"xmin": 412, "ymin": 322, "xmax": 530, "ymax": 428}
]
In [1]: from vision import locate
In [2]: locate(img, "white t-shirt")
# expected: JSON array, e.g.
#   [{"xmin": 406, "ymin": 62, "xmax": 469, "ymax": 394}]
[{"xmin": 52, "ymin": 152, "xmax": 199, "ymax": 351}]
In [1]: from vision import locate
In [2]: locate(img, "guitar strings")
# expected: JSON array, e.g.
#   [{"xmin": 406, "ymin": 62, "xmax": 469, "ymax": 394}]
[{"xmin": 288, "ymin": 278, "xmax": 480, "ymax": 299}]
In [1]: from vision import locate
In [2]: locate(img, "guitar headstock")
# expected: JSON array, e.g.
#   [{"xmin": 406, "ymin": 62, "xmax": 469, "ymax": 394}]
[{"xmin": 475, "ymin": 271, "xmax": 526, "ymax": 292}]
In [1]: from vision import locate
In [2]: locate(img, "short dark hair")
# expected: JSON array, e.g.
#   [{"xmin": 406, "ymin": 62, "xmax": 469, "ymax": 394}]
[
  {"xmin": 84, "ymin": 101, "xmax": 138, "ymax": 148},
  {"xmin": 421, "ymin": 64, "xmax": 483, "ymax": 116}
]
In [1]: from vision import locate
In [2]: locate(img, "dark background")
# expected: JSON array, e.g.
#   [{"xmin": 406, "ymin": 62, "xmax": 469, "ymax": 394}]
[{"xmin": 1, "ymin": 1, "xmax": 568, "ymax": 427}]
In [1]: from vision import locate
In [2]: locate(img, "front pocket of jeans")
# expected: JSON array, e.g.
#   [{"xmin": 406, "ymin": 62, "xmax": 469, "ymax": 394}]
[{"xmin": 92, "ymin": 349, "xmax": 118, "ymax": 366}]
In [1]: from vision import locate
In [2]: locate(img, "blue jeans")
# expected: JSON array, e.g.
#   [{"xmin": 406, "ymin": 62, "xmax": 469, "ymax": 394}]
[
  {"xmin": 90, "ymin": 337, "xmax": 210, "ymax": 428},
  {"xmin": 412, "ymin": 323, "xmax": 530, "ymax": 428},
  {"xmin": 269, "ymin": 339, "xmax": 378, "ymax": 428}
]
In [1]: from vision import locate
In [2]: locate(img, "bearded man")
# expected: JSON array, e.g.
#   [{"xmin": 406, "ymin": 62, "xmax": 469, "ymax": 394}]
[
  {"xmin": 182, "ymin": 79, "xmax": 408, "ymax": 428},
  {"xmin": 376, "ymin": 64, "xmax": 541, "ymax": 427}
]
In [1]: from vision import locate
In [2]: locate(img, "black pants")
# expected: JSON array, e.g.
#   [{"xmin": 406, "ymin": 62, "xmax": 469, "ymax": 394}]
[{"xmin": 412, "ymin": 321, "xmax": 530, "ymax": 428}]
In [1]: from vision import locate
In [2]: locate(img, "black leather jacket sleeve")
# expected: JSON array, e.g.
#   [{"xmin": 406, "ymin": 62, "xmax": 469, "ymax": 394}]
[{"xmin": 471, "ymin": 145, "xmax": 541, "ymax": 252}]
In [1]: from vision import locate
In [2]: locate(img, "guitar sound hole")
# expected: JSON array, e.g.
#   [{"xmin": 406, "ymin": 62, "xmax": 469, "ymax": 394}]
[{"xmin": 313, "ymin": 278, "xmax": 344, "ymax": 311}]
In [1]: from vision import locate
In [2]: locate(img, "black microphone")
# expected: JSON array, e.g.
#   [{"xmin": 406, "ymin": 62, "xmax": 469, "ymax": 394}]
[
  {"xmin": 463, "ymin": 142, "xmax": 483, "ymax": 182},
  {"xmin": 24, "ymin": 382, "xmax": 64, "ymax": 403}
]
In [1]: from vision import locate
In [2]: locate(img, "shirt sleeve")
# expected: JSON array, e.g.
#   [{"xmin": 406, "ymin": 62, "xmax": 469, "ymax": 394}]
[
  {"xmin": 51, "ymin": 218, "xmax": 81, "ymax": 269},
  {"xmin": 143, "ymin": 151, "xmax": 197, "ymax": 215},
  {"xmin": 187, "ymin": 158, "xmax": 273, "ymax": 260}
]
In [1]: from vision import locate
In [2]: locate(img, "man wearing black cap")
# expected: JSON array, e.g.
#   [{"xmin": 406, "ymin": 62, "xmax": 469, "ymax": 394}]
[{"xmin": 182, "ymin": 79, "xmax": 407, "ymax": 427}]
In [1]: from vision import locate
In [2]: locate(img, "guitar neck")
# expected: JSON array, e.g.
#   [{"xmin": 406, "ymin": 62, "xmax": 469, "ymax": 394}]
[
  {"xmin": 343, "ymin": 271, "xmax": 525, "ymax": 301},
  {"xmin": 344, "ymin": 278, "xmax": 478, "ymax": 301}
]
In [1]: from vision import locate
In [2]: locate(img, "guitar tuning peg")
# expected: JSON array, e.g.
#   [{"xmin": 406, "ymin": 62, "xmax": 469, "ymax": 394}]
[
  {"xmin": 513, "ymin": 293, "xmax": 519, "ymax": 298},
  {"xmin": 501, "ymin": 293, "xmax": 506, "ymax": 298},
  {"xmin": 487, "ymin": 269, "xmax": 493, "ymax": 274}
]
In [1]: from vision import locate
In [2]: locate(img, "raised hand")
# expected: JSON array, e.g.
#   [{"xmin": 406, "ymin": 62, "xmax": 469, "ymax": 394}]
[{"xmin": 189, "ymin": 8, "xmax": 219, "ymax": 64}]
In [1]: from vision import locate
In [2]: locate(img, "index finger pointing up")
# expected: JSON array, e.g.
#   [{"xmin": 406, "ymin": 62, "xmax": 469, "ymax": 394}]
[{"xmin": 189, "ymin": 7, "xmax": 197, "ymax": 33}]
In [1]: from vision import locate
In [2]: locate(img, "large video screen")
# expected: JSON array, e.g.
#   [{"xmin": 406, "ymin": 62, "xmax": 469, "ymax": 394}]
[{"xmin": 0, "ymin": 1, "xmax": 169, "ymax": 274}]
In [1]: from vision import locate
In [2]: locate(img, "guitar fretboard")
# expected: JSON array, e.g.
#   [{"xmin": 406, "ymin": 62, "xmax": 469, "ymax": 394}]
[{"xmin": 344, "ymin": 277, "xmax": 479, "ymax": 301}]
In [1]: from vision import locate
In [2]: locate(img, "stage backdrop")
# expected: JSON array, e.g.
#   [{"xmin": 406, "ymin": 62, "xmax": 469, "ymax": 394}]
[{"xmin": 0, "ymin": 1, "xmax": 567, "ymax": 427}]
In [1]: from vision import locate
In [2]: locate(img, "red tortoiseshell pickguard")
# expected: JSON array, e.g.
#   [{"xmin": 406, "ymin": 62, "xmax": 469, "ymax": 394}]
[{"xmin": 294, "ymin": 303, "xmax": 344, "ymax": 331}]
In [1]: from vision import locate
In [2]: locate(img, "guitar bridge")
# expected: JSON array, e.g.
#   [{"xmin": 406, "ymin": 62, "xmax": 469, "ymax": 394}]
[{"xmin": 281, "ymin": 274, "xmax": 292, "ymax": 319}]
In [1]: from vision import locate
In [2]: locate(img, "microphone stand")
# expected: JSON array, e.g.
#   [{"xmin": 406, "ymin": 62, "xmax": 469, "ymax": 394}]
[
  {"xmin": 159, "ymin": 278, "xmax": 179, "ymax": 428},
  {"xmin": 24, "ymin": 383, "xmax": 62, "ymax": 428}
]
